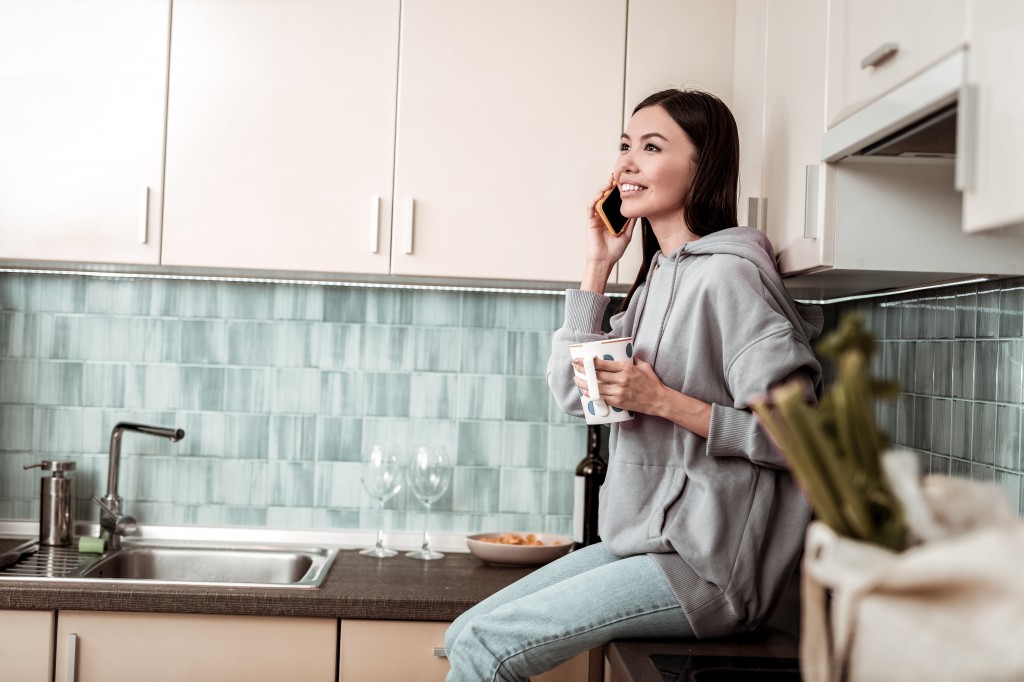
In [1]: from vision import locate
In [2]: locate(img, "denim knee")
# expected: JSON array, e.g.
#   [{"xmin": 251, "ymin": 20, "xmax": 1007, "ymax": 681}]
[{"xmin": 446, "ymin": 615, "xmax": 529, "ymax": 682}]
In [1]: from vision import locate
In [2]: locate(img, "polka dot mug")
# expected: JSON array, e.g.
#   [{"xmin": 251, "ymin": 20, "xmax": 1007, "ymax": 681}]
[{"xmin": 568, "ymin": 337, "xmax": 636, "ymax": 425}]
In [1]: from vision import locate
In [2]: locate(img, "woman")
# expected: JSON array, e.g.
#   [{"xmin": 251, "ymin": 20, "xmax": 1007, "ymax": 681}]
[{"xmin": 444, "ymin": 89, "xmax": 823, "ymax": 681}]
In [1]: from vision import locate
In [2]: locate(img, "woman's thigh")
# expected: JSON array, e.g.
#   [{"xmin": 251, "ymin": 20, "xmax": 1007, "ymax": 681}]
[
  {"xmin": 445, "ymin": 545, "xmax": 693, "ymax": 682},
  {"xmin": 445, "ymin": 543, "xmax": 619, "ymax": 653}
]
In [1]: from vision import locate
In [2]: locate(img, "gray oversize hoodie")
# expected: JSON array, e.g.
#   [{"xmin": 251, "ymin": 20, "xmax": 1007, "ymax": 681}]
[{"xmin": 547, "ymin": 227, "xmax": 823, "ymax": 638}]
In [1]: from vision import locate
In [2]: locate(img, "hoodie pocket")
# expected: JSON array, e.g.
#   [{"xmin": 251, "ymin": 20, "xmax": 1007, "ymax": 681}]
[{"xmin": 647, "ymin": 467, "xmax": 687, "ymax": 538}]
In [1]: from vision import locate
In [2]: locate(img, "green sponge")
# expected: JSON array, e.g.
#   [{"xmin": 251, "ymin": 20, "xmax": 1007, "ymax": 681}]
[{"xmin": 78, "ymin": 536, "xmax": 106, "ymax": 554}]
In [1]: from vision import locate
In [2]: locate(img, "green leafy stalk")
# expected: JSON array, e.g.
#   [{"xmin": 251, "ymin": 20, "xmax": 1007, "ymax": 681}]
[{"xmin": 753, "ymin": 313, "xmax": 908, "ymax": 551}]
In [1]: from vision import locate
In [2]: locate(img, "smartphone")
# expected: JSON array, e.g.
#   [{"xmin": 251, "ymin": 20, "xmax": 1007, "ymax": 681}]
[{"xmin": 595, "ymin": 185, "xmax": 629, "ymax": 236}]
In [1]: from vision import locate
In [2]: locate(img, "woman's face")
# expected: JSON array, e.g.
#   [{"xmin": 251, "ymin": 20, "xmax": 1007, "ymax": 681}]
[{"xmin": 614, "ymin": 105, "xmax": 697, "ymax": 222}]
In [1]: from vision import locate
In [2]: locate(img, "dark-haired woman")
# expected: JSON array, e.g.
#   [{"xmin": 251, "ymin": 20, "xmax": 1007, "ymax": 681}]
[{"xmin": 444, "ymin": 89, "xmax": 823, "ymax": 682}]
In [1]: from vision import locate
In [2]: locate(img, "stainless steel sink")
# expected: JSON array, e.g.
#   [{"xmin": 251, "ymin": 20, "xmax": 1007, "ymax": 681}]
[{"xmin": 0, "ymin": 539, "xmax": 336, "ymax": 589}]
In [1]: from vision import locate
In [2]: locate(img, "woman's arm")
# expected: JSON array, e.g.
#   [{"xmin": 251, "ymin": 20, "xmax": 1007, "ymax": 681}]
[{"xmin": 573, "ymin": 357, "xmax": 712, "ymax": 438}]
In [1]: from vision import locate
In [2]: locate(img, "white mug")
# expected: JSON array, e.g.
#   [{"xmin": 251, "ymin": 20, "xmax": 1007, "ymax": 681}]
[{"xmin": 568, "ymin": 337, "xmax": 636, "ymax": 425}]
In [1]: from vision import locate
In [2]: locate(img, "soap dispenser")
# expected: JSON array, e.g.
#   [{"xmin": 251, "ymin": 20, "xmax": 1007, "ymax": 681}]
[{"xmin": 23, "ymin": 460, "xmax": 76, "ymax": 546}]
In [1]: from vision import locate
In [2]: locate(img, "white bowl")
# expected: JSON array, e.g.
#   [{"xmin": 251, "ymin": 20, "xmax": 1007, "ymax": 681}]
[{"xmin": 465, "ymin": 532, "xmax": 573, "ymax": 567}]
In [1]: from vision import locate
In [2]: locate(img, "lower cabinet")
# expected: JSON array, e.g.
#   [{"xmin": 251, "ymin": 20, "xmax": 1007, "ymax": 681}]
[
  {"xmin": 54, "ymin": 611, "xmax": 337, "ymax": 682},
  {"xmin": 338, "ymin": 619, "xmax": 600, "ymax": 682},
  {"xmin": 0, "ymin": 609, "xmax": 55, "ymax": 682}
]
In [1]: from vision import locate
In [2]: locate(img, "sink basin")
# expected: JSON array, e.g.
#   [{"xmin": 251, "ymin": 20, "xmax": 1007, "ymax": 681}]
[
  {"xmin": 81, "ymin": 545, "xmax": 331, "ymax": 587},
  {"xmin": 0, "ymin": 539, "xmax": 336, "ymax": 589}
]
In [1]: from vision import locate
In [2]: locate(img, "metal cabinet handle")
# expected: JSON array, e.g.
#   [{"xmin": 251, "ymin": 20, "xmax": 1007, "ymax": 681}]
[
  {"xmin": 67, "ymin": 632, "xmax": 79, "ymax": 682},
  {"xmin": 861, "ymin": 42, "xmax": 899, "ymax": 69},
  {"xmin": 370, "ymin": 195, "xmax": 381, "ymax": 253},
  {"xmin": 433, "ymin": 646, "xmax": 447, "ymax": 658},
  {"xmin": 138, "ymin": 185, "xmax": 150, "ymax": 243},
  {"xmin": 403, "ymin": 196, "xmax": 415, "ymax": 254}
]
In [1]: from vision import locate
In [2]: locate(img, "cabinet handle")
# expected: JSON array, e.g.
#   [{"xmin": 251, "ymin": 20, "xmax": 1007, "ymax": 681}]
[
  {"xmin": 746, "ymin": 197, "xmax": 767, "ymax": 232},
  {"xmin": 67, "ymin": 632, "xmax": 78, "ymax": 682},
  {"xmin": 138, "ymin": 185, "xmax": 150, "ymax": 244},
  {"xmin": 860, "ymin": 42, "xmax": 899, "ymax": 69},
  {"xmin": 955, "ymin": 84, "xmax": 976, "ymax": 191},
  {"xmin": 370, "ymin": 195, "xmax": 381, "ymax": 253},
  {"xmin": 433, "ymin": 646, "xmax": 447, "ymax": 658},
  {"xmin": 403, "ymin": 196, "xmax": 415, "ymax": 254}
]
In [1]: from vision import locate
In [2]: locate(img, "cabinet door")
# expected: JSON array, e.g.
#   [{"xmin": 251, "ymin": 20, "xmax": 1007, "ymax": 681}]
[
  {"xmin": 762, "ymin": 0, "xmax": 830, "ymax": 275},
  {"xmin": 826, "ymin": 0, "xmax": 968, "ymax": 126},
  {"xmin": 0, "ymin": 0, "xmax": 169, "ymax": 264},
  {"xmin": 339, "ymin": 620, "xmax": 450, "ymax": 682},
  {"xmin": 338, "ymin": 619, "xmax": 597, "ymax": 682},
  {"xmin": 389, "ymin": 0, "xmax": 625, "ymax": 283},
  {"xmin": 54, "ymin": 611, "xmax": 336, "ymax": 682},
  {"xmin": 731, "ymin": 0, "xmax": 768, "ymax": 232},
  {"xmin": 961, "ymin": 0, "xmax": 1024, "ymax": 233},
  {"xmin": 0, "ymin": 610, "xmax": 54, "ymax": 682},
  {"xmin": 615, "ymin": 0, "xmax": 738, "ymax": 286},
  {"xmin": 161, "ymin": 0, "xmax": 399, "ymax": 274}
]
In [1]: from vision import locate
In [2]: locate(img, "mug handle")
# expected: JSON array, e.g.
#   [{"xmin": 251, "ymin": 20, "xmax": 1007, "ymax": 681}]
[{"xmin": 583, "ymin": 355, "xmax": 610, "ymax": 417}]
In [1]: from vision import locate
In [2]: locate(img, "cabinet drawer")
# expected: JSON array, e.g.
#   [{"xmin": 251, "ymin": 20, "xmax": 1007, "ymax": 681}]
[{"xmin": 826, "ymin": 0, "xmax": 967, "ymax": 126}]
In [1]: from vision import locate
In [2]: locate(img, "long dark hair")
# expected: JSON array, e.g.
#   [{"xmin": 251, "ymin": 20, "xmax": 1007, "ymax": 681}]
[{"xmin": 619, "ymin": 89, "xmax": 740, "ymax": 311}]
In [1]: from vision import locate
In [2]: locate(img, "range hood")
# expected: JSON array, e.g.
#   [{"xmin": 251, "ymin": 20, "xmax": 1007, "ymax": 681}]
[
  {"xmin": 859, "ymin": 104, "xmax": 956, "ymax": 160},
  {"xmin": 821, "ymin": 49, "xmax": 967, "ymax": 168}
]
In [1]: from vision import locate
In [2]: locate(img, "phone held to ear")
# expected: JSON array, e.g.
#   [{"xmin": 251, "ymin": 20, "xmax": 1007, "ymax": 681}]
[{"xmin": 595, "ymin": 185, "xmax": 629, "ymax": 237}]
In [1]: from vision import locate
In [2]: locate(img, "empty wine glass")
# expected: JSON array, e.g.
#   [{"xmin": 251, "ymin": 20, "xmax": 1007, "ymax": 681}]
[
  {"xmin": 359, "ymin": 444, "xmax": 403, "ymax": 558},
  {"xmin": 405, "ymin": 445, "xmax": 452, "ymax": 561}
]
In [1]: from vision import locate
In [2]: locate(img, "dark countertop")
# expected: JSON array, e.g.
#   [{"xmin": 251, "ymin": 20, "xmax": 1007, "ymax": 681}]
[{"xmin": 0, "ymin": 536, "xmax": 533, "ymax": 622}]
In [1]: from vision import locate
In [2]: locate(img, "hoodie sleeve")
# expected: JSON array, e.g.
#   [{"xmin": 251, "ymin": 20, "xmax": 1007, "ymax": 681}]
[
  {"xmin": 707, "ymin": 370, "xmax": 816, "ymax": 469},
  {"xmin": 546, "ymin": 289, "xmax": 629, "ymax": 417},
  {"xmin": 704, "ymin": 259, "xmax": 821, "ymax": 469}
]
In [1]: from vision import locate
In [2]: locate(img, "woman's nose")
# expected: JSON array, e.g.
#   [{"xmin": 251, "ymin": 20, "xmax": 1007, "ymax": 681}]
[{"xmin": 614, "ymin": 151, "xmax": 636, "ymax": 176}]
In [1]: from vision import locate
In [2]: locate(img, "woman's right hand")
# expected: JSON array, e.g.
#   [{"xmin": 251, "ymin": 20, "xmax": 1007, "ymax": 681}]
[{"xmin": 585, "ymin": 179, "xmax": 636, "ymax": 273}]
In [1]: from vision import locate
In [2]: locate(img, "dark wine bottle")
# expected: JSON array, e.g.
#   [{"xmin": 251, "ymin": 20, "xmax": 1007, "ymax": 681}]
[{"xmin": 572, "ymin": 425, "xmax": 607, "ymax": 548}]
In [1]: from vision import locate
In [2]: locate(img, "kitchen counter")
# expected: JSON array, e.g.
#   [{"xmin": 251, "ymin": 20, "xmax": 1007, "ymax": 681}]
[
  {"xmin": 2, "ymin": 535, "xmax": 802, "ymax": 680},
  {"xmin": 0, "ymin": 535, "xmax": 534, "ymax": 622}
]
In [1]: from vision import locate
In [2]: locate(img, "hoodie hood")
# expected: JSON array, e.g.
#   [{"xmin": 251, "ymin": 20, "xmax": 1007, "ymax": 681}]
[{"xmin": 671, "ymin": 227, "xmax": 825, "ymax": 344}]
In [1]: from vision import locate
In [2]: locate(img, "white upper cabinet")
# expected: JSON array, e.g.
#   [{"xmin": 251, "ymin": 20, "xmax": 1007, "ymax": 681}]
[
  {"xmin": 0, "ymin": 0, "xmax": 170, "ymax": 265},
  {"xmin": 389, "ymin": 0, "xmax": 625, "ymax": 283},
  {"xmin": 160, "ymin": 0, "xmax": 400, "ymax": 274},
  {"xmin": 731, "ymin": 0, "xmax": 767, "ymax": 232},
  {"xmin": 760, "ymin": 0, "xmax": 829, "ymax": 275},
  {"xmin": 826, "ymin": 0, "xmax": 968, "ymax": 127},
  {"xmin": 961, "ymin": 0, "xmax": 1024, "ymax": 234},
  {"xmin": 614, "ymin": 0, "xmax": 737, "ymax": 286}
]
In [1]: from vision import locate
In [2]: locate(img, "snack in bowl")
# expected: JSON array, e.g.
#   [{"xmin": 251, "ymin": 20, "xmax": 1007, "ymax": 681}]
[{"xmin": 466, "ymin": 532, "xmax": 572, "ymax": 566}]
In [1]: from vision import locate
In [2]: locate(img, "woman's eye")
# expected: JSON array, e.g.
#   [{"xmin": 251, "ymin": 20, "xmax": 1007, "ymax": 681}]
[
  {"xmin": 619, "ymin": 143, "xmax": 630, "ymax": 152},
  {"xmin": 644, "ymin": 143, "xmax": 661, "ymax": 152}
]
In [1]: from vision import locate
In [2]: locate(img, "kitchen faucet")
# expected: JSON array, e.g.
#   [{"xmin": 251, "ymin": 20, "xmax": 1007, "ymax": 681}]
[{"xmin": 93, "ymin": 422, "xmax": 185, "ymax": 550}]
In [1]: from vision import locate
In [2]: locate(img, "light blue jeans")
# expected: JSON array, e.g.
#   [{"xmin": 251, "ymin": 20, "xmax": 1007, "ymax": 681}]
[{"xmin": 444, "ymin": 543, "xmax": 694, "ymax": 682}]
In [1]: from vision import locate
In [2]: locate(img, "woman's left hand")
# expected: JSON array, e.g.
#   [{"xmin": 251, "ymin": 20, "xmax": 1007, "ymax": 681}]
[{"xmin": 572, "ymin": 357, "xmax": 667, "ymax": 415}]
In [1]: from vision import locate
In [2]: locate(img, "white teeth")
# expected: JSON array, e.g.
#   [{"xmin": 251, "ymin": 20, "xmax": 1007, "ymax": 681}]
[{"xmin": 621, "ymin": 183, "xmax": 645, "ymax": 192}]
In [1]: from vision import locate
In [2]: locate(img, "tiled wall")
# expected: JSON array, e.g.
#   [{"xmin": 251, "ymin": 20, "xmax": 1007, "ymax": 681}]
[
  {"xmin": 833, "ymin": 276, "xmax": 1024, "ymax": 516},
  {"xmin": 4, "ymin": 271, "xmax": 1020, "ymax": 536},
  {"xmin": 0, "ymin": 273, "xmax": 589, "ymax": 535}
]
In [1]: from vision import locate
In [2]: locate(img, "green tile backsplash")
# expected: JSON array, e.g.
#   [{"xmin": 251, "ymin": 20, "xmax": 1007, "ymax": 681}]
[
  {"xmin": 835, "ymin": 276, "xmax": 1024, "ymax": 516},
  {"xmin": 3, "ymin": 271, "xmax": 1021, "ymax": 536},
  {"xmin": 0, "ymin": 273, "xmax": 583, "ymax": 535}
]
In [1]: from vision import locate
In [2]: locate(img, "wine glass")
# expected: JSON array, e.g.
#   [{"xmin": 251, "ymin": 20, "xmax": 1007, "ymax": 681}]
[
  {"xmin": 359, "ymin": 444, "xmax": 403, "ymax": 558},
  {"xmin": 405, "ymin": 445, "xmax": 452, "ymax": 561}
]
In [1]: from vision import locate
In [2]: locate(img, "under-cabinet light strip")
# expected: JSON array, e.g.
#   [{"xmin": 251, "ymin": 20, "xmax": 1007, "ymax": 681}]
[
  {"xmin": 0, "ymin": 267, "xmax": 629, "ymax": 297},
  {"xmin": 795, "ymin": 277, "xmax": 992, "ymax": 306}
]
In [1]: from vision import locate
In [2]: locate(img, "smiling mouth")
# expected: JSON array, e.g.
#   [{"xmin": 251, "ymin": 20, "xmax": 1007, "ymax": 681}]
[{"xmin": 619, "ymin": 183, "xmax": 647, "ymax": 194}]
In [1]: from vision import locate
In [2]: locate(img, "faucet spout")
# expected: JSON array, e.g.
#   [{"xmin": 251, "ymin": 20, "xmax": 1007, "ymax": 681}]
[{"xmin": 100, "ymin": 422, "xmax": 185, "ymax": 549}]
